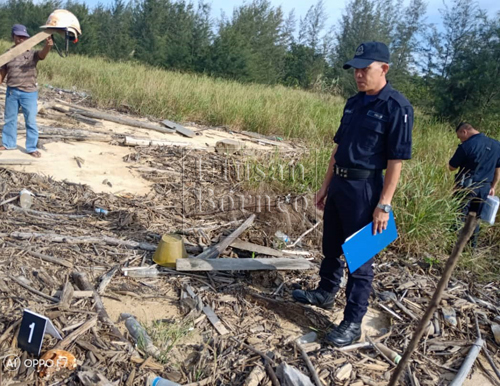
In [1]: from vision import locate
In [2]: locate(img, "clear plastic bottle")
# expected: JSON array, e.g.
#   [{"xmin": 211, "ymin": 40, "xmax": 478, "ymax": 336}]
[
  {"xmin": 19, "ymin": 189, "xmax": 34, "ymax": 209},
  {"xmin": 275, "ymin": 230, "xmax": 290, "ymax": 243},
  {"xmin": 123, "ymin": 267, "xmax": 160, "ymax": 278},
  {"xmin": 94, "ymin": 207, "xmax": 109, "ymax": 215}
]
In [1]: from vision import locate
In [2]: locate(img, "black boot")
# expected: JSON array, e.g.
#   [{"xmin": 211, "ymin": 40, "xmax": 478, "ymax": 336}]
[
  {"xmin": 325, "ymin": 320, "xmax": 361, "ymax": 347},
  {"xmin": 292, "ymin": 288, "xmax": 335, "ymax": 310}
]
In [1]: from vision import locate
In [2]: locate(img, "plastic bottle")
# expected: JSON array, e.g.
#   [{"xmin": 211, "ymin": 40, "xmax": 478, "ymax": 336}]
[
  {"xmin": 94, "ymin": 207, "xmax": 109, "ymax": 215},
  {"xmin": 442, "ymin": 306, "xmax": 457, "ymax": 327},
  {"xmin": 275, "ymin": 231, "xmax": 290, "ymax": 243},
  {"xmin": 481, "ymin": 195, "xmax": 499, "ymax": 225},
  {"xmin": 123, "ymin": 267, "xmax": 160, "ymax": 278},
  {"xmin": 19, "ymin": 189, "xmax": 34, "ymax": 209},
  {"xmin": 492, "ymin": 324, "xmax": 500, "ymax": 345},
  {"xmin": 374, "ymin": 343, "xmax": 402, "ymax": 364},
  {"xmin": 146, "ymin": 375, "xmax": 181, "ymax": 386}
]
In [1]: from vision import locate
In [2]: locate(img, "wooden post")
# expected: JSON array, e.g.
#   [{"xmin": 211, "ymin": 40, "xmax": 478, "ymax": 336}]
[{"xmin": 388, "ymin": 213, "xmax": 478, "ymax": 386}]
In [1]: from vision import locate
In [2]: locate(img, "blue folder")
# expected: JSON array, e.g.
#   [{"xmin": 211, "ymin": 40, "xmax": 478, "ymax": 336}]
[{"xmin": 341, "ymin": 212, "xmax": 398, "ymax": 273}]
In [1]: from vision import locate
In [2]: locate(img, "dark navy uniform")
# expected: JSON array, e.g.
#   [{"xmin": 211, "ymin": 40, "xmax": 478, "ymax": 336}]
[
  {"xmin": 450, "ymin": 133, "xmax": 500, "ymax": 243},
  {"xmin": 319, "ymin": 82, "xmax": 413, "ymax": 323}
]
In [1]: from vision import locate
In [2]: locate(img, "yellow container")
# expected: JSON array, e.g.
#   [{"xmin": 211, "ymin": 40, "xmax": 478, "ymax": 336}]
[{"xmin": 153, "ymin": 234, "xmax": 188, "ymax": 268}]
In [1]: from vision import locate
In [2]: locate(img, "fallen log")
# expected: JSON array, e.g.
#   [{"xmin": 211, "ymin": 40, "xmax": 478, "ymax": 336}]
[
  {"xmin": 69, "ymin": 113, "xmax": 104, "ymax": 127},
  {"xmin": 176, "ymin": 257, "xmax": 312, "ymax": 271},
  {"xmin": 38, "ymin": 126, "xmax": 111, "ymax": 138},
  {"xmin": 39, "ymin": 134, "xmax": 112, "ymax": 142},
  {"xmin": 9, "ymin": 231, "xmax": 157, "ymax": 251},
  {"xmin": 123, "ymin": 136, "xmax": 206, "ymax": 150},
  {"xmin": 53, "ymin": 102, "xmax": 175, "ymax": 134}
]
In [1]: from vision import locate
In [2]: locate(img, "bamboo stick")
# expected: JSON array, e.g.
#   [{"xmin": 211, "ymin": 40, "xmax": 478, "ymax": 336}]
[{"xmin": 388, "ymin": 213, "xmax": 478, "ymax": 386}]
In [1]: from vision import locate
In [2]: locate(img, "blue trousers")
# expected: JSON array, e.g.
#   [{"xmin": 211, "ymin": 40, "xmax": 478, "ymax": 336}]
[
  {"xmin": 2, "ymin": 87, "xmax": 39, "ymax": 153},
  {"xmin": 319, "ymin": 174, "xmax": 383, "ymax": 323}
]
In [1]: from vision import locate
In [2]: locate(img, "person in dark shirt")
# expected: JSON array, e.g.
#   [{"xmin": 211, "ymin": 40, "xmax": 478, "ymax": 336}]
[
  {"xmin": 449, "ymin": 122, "xmax": 500, "ymax": 246},
  {"xmin": 292, "ymin": 41, "xmax": 413, "ymax": 347}
]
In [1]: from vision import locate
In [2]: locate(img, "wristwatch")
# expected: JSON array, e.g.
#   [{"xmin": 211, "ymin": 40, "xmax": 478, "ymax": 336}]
[{"xmin": 377, "ymin": 203, "xmax": 392, "ymax": 213}]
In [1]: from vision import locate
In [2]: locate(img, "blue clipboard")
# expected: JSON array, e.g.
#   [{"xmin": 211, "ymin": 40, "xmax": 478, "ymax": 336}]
[{"xmin": 341, "ymin": 212, "xmax": 398, "ymax": 273}]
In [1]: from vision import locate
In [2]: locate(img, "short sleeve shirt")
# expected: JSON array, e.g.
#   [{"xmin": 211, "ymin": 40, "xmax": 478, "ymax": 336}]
[
  {"xmin": 449, "ymin": 133, "xmax": 500, "ymax": 185},
  {"xmin": 333, "ymin": 83, "xmax": 414, "ymax": 170},
  {"xmin": 1, "ymin": 49, "xmax": 40, "ymax": 92}
]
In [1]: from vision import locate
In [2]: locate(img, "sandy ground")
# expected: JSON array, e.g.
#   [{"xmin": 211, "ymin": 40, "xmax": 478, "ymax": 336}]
[
  {"xmin": 1, "ymin": 101, "xmax": 494, "ymax": 384},
  {"xmin": 0, "ymin": 103, "xmax": 276, "ymax": 195}
]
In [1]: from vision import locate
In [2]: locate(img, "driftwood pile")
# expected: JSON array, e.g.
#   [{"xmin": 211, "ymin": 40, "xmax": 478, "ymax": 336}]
[{"xmin": 0, "ymin": 87, "xmax": 499, "ymax": 386}]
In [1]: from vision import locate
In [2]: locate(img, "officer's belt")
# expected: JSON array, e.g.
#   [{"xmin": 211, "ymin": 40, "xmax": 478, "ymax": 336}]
[{"xmin": 334, "ymin": 165, "xmax": 380, "ymax": 179}]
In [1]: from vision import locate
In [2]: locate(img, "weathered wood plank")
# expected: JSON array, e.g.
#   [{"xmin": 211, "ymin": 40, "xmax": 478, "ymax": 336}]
[
  {"xmin": 202, "ymin": 305, "xmax": 229, "ymax": 335},
  {"xmin": 0, "ymin": 30, "xmax": 53, "ymax": 68},
  {"xmin": 230, "ymin": 238, "xmax": 283, "ymax": 257},
  {"xmin": 162, "ymin": 119, "xmax": 195, "ymax": 138},
  {"xmin": 0, "ymin": 159, "xmax": 33, "ymax": 165},
  {"xmin": 176, "ymin": 257, "xmax": 312, "ymax": 271}
]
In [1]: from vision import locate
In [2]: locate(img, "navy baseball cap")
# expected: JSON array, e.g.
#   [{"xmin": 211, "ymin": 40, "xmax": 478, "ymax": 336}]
[
  {"xmin": 12, "ymin": 24, "xmax": 30, "ymax": 38},
  {"xmin": 343, "ymin": 41, "xmax": 390, "ymax": 69}
]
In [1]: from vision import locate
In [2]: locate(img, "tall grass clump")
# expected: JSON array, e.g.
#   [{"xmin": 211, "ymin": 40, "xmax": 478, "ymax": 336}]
[{"xmin": 0, "ymin": 41, "xmax": 345, "ymax": 142}]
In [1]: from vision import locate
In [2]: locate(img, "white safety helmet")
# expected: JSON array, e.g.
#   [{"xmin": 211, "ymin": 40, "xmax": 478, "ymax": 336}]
[{"xmin": 40, "ymin": 9, "xmax": 82, "ymax": 40}]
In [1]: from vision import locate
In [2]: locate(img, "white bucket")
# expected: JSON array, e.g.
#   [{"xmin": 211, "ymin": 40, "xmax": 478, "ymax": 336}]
[{"xmin": 481, "ymin": 195, "xmax": 500, "ymax": 225}]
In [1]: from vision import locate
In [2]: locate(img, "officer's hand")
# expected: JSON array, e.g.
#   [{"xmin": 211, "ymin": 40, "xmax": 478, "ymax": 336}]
[
  {"xmin": 490, "ymin": 187, "xmax": 495, "ymax": 196},
  {"xmin": 315, "ymin": 187, "xmax": 328, "ymax": 211},
  {"xmin": 46, "ymin": 36, "xmax": 54, "ymax": 47},
  {"xmin": 373, "ymin": 208, "xmax": 389, "ymax": 235}
]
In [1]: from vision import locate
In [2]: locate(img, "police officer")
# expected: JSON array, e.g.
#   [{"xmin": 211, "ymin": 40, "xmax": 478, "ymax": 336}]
[
  {"xmin": 292, "ymin": 42, "xmax": 413, "ymax": 347},
  {"xmin": 449, "ymin": 123, "xmax": 500, "ymax": 246}
]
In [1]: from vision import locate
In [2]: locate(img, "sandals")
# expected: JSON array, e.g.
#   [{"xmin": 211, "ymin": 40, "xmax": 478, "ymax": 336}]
[{"xmin": 28, "ymin": 151, "xmax": 42, "ymax": 158}]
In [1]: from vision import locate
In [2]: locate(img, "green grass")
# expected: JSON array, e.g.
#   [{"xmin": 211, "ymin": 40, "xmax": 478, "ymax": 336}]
[
  {"xmin": 1, "ymin": 40, "xmax": 498, "ymax": 279},
  {"xmin": 142, "ymin": 320, "xmax": 193, "ymax": 364},
  {"xmin": 0, "ymin": 40, "xmax": 345, "ymax": 141}
]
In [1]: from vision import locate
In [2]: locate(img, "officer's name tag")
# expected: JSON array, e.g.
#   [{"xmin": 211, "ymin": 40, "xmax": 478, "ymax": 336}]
[
  {"xmin": 367, "ymin": 110, "xmax": 388, "ymax": 121},
  {"xmin": 18, "ymin": 309, "xmax": 62, "ymax": 355}
]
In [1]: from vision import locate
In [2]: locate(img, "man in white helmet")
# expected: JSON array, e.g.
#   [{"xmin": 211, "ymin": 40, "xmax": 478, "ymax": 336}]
[{"xmin": 0, "ymin": 24, "xmax": 53, "ymax": 158}]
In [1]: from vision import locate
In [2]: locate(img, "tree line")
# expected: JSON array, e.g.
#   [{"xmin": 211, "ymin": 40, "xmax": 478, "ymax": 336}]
[{"xmin": 1, "ymin": 0, "xmax": 499, "ymax": 132}]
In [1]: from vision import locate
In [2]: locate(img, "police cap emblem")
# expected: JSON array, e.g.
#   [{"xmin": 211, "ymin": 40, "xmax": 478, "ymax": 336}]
[{"xmin": 355, "ymin": 44, "xmax": 364, "ymax": 56}]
